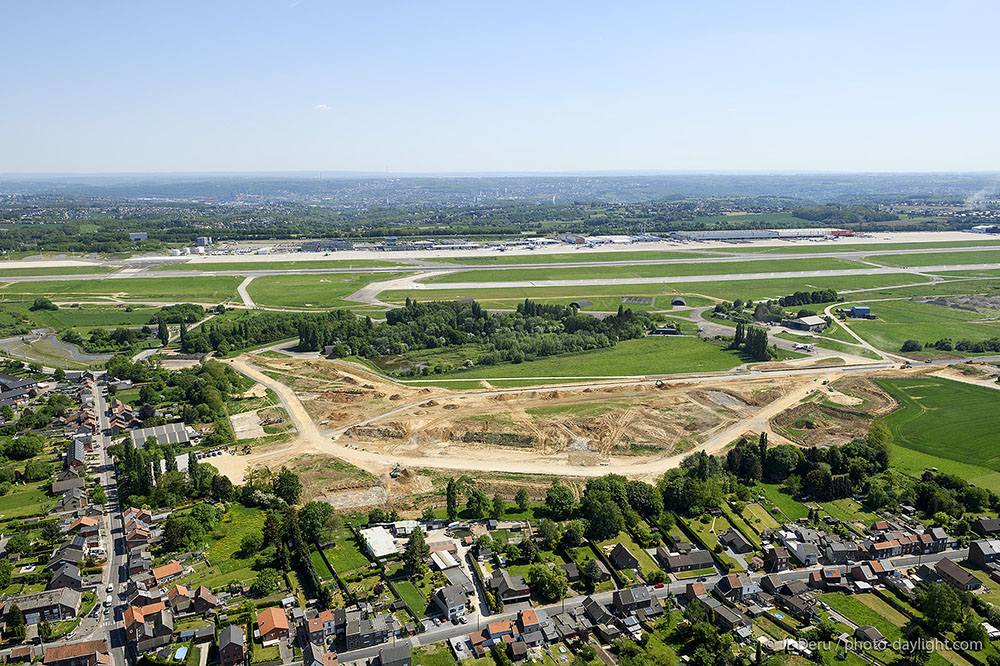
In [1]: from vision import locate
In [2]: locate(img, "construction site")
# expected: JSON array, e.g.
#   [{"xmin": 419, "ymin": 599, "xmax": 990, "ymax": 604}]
[{"xmin": 206, "ymin": 350, "xmax": 999, "ymax": 511}]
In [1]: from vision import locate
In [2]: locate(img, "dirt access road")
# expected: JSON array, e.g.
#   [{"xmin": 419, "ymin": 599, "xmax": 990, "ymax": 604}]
[{"xmin": 214, "ymin": 354, "xmax": 874, "ymax": 484}]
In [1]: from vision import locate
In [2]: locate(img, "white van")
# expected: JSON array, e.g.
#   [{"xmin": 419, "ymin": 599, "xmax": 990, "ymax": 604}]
[{"xmin": 104, "ymin": 595, "xmax": 112, "ymax": 607}]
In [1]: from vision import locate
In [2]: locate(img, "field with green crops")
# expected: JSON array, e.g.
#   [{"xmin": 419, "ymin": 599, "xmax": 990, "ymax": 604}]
[{"xmin": 877, "ymin": 377, "xmax": 1000, "ymax": 474}]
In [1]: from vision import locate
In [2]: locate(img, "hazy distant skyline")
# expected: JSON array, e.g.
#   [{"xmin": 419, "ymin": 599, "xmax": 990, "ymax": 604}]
[{"xmin": 4, "ymin": 1, "xmax": 999, "ymax": 174}]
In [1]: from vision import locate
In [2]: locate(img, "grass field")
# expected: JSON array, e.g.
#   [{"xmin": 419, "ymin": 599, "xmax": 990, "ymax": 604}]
[
  {"xmin": 722, "ymin": 239, "xmax": 1000, "ymax": 254},
  {"xmin": 205, "ymin": 504, "xmax": 265, "ymax": 564},
  {"xmin": 174, "ymin": 504, "xmax": 266, "ymax": 591},
  {"xmin": 743, "ymin": 503, "xmax": 780, "ymax": 530},
  {"xmin": 877, "ymin": 377, "xmax": 1000, "ymax": 474},
  {"xmin": 0, "ymin": 482, "xmax": 51, "ymax": 520},
  {"xmin": 0, "ymin": 336, "xmax": 105, "ymax": 370},
  {"xmin": 247, "ymin": 273, "xmax": 406, "ymax": 309},
  {"xmin": 382, "ymin": 273, "xmax": 922, "ymax": 307},
  {"xmin": 936, "ymin": 269, "xmax": 1000, "ymax": 278},
  {"xmin": 0, "ymin": 266, "xmax": 115, "ymax": 277},
  {"xmin": 14, "ymin": 303, "xmax": 165, "ymax": 330},
  {"xmin": 848, "ymin": 299, "xmax": 1000, "ymax": 352},
  {"xmin": 820, "ymin": 592, "xmax": 906, "ymax": 642},
  {"xmin": 847, "ymin": 279, "xmax": 1000, "ymax": 300},
  {"xmin": 889, "ymin": 446, "xmax": 1000, "ymax": 492},
  {"xmin": 598, "ymin": 532, "xmax": 659, "ymax": 577},
  {"xmin": 426, "ymin": 257, "xmax": 867, "ymax": 283},
  {"xmin": 410, "ymin": 645, "xmax": 456, "ymax": 666},
  {"xmin": 0, "ymin": 276, "xmax": 242, "ymax": 302},
  {"xmin": 422, "ymin": 337, "xmax": 745, "ymax": 380},
  {"xmin": 429, "ymin": 250, "xmax": 716, "ymax": 265},
  {"xmin": 754, "ymin": 483, "xmax": 809, "ymax": 521},
  {"xmin": 774, "ymin": 331, "xmax": 878, "ymax": 358},
  {"xmin": 869, "ymin": 249, "xmax": 1000, "ymax": 267},
  {"xmin": 310, "ymin": 548, "xmax": 334, "ymax": 580},
  {"xmin": 820, "ymin": 498, "xmax": 878, "ymax": 525},
  {"xmin": 163, "ymin": 259, "xmax": 405, "ymax": 271}
]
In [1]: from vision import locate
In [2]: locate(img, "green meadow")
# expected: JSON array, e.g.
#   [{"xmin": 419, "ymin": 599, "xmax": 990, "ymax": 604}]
[
  {"xmin": 427, "ymin": 257, "xmax": 867, "ymax": 283},
  {"xmin": 0, "ymin": 276, "xmax": 242, "ymax": 302},
  {"xmin": 161, "ymin": 259, "xmax": 405, "ymax": 271},
  {"xmin": 848, "ymin": 299, "xmax": 1000, "ymax": 352},
  {"xmin": 869, "ymin": 249, "xmax": 1000, "ymax": 267},
  {"xmin": 246, "ymin": 273, "xmax": 406, "ymax": 308},
  {"xmin": 383, "ymin": 273, "xmax": 922, "ymax": 306}
]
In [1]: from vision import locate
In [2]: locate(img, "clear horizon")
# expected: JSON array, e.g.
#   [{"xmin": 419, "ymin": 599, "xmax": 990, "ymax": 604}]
[{"xmin": 4, "ymin": 1, "xmax": 999, "ymax": 174}]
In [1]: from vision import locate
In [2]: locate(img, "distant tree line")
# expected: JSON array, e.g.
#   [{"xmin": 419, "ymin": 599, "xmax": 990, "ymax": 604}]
[{"xmin": 791, "ymin": 204, "xmax": 899, "ymax": 224}]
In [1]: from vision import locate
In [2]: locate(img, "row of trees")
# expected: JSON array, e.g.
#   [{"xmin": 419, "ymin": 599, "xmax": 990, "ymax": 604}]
[
  {"xmin": 777, "ymin": 289, "xmax": 840, "ymax": 307},
  {"xmin": 903, "ymin": 337, "xmax": 1000, "ymax": 353}
]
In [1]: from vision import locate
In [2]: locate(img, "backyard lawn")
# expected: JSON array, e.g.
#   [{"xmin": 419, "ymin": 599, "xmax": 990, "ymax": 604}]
[
  {"xmin": 393, "ymin": 579, "xmax": 429, "ymax": 617},
  {"xmin": 0, "ymin": 483, "xmax": 53, "ymax": 520},
  {"xmin": 754, "ymin": 483, "xmax": 809, "ymax": 521},
  {"xmin": 598, "ymin": 532, "xmax": 660, "ymax": 578},
  {"xmin": 411, "ymin": 645, "xmax": 456, "ymax": 666},
  {"xmin": 322, "ymin": 530, "xmax": 370, "ymax": 574},
  {"xmin": 742, "ymin": 503, "xmax": 780, "ymax": 530}
]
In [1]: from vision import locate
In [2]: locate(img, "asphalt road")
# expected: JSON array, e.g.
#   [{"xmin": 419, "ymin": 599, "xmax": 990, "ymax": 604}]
[{"xmin": 35, "ymin": 377, "xmax": 127, "ymax": 666}]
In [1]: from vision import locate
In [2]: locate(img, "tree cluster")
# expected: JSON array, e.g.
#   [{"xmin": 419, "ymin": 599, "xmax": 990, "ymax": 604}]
[{"xmin": 182, "ymin": 299, "xmax": 655, "ymax": 373}]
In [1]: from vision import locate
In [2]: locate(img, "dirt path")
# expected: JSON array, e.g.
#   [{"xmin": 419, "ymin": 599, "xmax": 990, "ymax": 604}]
[{"xmin": 215, "ymin": 354, "xmax": 848, "ymax": 483}]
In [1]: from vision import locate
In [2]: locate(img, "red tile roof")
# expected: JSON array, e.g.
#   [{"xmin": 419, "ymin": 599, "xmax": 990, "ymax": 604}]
[
  {"xmin": 43, "ymin": 641, "xmax": 108, "ymax": 665},
  {"xmin": 257, "ymin": 607, "xmax": 289, "ymax": 636}
]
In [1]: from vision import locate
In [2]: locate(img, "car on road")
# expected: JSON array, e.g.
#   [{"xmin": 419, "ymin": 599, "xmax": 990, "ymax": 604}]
[
  {"xmin": 107, "ymin": 583, "xmax": 114, "ymax": 593},
  {"xmin": 654, "ymin": 582, "xmax": 664, "ymax": 589},
  {"xmin": 460, "ymin": 617, "xmax": 468, "ymax": 624}
]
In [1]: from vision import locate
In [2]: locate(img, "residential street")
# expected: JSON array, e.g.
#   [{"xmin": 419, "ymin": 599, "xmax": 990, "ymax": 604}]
[{"xmin": 336, "ymin": 545, "xmax": 970, "ymax": 665}]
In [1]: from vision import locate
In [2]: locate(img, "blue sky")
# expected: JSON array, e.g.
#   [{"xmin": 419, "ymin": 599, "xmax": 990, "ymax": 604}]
[{"xmin": 3, "ymin": 1, "xmax": 998, "ymax": 173}]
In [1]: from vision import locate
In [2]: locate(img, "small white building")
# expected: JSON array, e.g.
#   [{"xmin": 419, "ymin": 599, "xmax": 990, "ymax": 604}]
[{"xmin": 360, "ymin": 526, "xmax": 399, "ymax": 558}]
